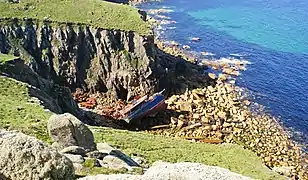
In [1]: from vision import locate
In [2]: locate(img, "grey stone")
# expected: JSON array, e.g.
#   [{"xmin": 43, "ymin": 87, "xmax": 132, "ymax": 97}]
[
  {"xmin": 61, "ymin": 146, "xmax": 86, "ymax": 156},
  {"xmin": 0, "ymin": 130, "xmax": 74, "ymax": 180},
  {"xmin": 97, "ymin": 142, "xmax": 115, "ymax": 154},
  {"xmin": 79, "ymin": 174, "xmax": 142, "ymax": 180},
  {"xmin": 109, "ymin": 150, "xmax": 140, "ymax": 167},
  {"xmin": 64, "ymin": 154, "xmax": 85, "ymax": 164},
  {"xmin": 132, "ymin": 156, "xmax": 146, "ymax": 165},
  {"xmin": 99, "ymin": 155, "xmax": 128, "ymax": 170},
  {"xmin": 73, "ymin": 163, "xmax": 87, "ymax": 176},
  {"xmin": 48, "ymin": 113, "xmax": 96, "ymax": 151},
  {"xmin": 142, "ymin": 162, "xmax": 251, "ymax": 180},
  {"xmin": 98, "ymin": 152, "xmax": 140, "ymax": 171},
  {"xmin": 272, "ymin": 166, "xmax": 294, "ymax": 176}
]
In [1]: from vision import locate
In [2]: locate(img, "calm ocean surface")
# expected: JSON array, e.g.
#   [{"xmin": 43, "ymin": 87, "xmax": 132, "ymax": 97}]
[{"xmin": 139, "ymin": 0, "xmax": 308, "ymax": 146}]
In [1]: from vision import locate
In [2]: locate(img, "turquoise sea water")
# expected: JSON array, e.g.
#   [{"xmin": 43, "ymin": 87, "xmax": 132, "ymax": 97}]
[{"xmin": 139, "ymin": 0, "xmax": 308, "ymax": 146}]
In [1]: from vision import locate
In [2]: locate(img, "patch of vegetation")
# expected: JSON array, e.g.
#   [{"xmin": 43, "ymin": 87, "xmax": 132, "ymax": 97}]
[
  {"xmin": 0, "ymin": 53, "xmax": 18, "ymax": 64},
  {"xmin": 0, "ymin": 0, "xmax": 151, "ymax": 35},
  {"xmin": 91, "ymin": 127, "xmax": 284, "ymax": 180},
  {"xmin": 0, "ymin": 76, "xmax": 52, "ymax": 143}
]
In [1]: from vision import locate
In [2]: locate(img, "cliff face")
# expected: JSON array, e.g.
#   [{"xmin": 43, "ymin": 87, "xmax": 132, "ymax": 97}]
[{"xmin": 0, "ymin": 19, "xmax": 160, "ymax": 100}]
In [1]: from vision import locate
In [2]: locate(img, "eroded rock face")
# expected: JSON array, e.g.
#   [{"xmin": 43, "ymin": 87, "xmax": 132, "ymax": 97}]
[
  {"xmin": 0, "ymin": 130, "xmax": 74, "ymax": 180},
  {"xmin": 0, "ymin": 19, "xmax": 160, "ymax": 100},
  {"xmin": 48, "ymin": 113, "xmax": 96, "ymax": 151}
]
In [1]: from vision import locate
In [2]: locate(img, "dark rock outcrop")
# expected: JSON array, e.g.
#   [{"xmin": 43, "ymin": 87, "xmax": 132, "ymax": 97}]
[{"xmin": 0, "ymin": 19, "xmax": 161, "ymax": 100}]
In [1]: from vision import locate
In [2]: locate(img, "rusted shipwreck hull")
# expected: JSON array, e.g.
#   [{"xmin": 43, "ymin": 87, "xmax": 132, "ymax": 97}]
[{"xmin": 121, "ymin": 91, "xmax": 167, "ymax": 123}]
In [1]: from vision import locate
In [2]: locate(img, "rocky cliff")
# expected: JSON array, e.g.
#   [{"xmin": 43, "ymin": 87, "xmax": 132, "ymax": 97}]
[{"xmin": 0, "ymin": 19, "xmax": 161, "ymax": 100}]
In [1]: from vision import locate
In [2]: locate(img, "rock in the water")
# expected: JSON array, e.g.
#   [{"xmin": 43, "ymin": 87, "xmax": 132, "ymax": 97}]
[
  {"xmin": 64, "ymin": 154, "xmax": 85, "ymax": 164},
  {"xmin": 0, "ymin": 130, "xmax": 74, "ymax": 180},
  {"xmin": 61, "ymin": 146, "xmax": 86, "ymax": 156},
  {"xmin": 48, "ymin": 113, "xmax": 96, "ymax": 151}
]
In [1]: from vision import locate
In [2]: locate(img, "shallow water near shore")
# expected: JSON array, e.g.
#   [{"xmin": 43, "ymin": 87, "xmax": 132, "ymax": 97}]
[{"xmin": 139, "ymin": 0, "xmax": 308, "ymax": 148}]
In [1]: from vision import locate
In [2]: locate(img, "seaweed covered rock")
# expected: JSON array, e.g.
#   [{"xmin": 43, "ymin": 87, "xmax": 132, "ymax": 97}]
[
  {"xmin": 0, "ymin": 130, "xmax": 74, "ymax": 180},
  {"xmin": 48, "ymin": 113, "xmax": 96, "ymax": 152}
]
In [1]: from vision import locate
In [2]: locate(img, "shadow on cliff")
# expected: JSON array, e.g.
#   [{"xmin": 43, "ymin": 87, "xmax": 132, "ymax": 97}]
[{"xmin": 155, "ymin": 47, "xmax": 215, "ymax": 97}]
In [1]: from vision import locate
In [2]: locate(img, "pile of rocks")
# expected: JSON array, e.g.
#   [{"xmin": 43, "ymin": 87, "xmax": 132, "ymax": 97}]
[
  {"xmin": 151, "ymin": 36, "xmax": 307, "ymax": 178},
  {"xmin": 48, "ymin": 113, "xmax": 141, "ymax": 176},
  {"xmin": 149, "ymin": 81, "xmax": 307, "ymax": 178}
]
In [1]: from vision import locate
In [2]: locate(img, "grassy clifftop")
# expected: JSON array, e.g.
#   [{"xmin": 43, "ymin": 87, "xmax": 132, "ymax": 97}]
[{"xmin": 0, "ymin": 0, "xmax": 150, "ymax": 35}]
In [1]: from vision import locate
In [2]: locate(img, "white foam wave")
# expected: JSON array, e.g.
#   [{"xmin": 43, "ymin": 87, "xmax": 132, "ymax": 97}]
[
  {"xmin": 229, "ymin": 53, "xmax": 249, "ymax": 57},
  {"xmin": 214, "ymin": 57, "xmax": 251, "ymax": 65},
  {"xmin": 201, "ymin": 52, "xmax": 215, "ymax": 56}
]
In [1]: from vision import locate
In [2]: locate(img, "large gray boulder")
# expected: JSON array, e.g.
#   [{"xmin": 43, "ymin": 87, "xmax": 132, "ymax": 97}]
[
  {"xmin": 0, "ymin": 130, "xmax": 74, "ymax": 180},
  {"xmin": 79, "ymin": 162, "xmax": 251, "ymax": 180},
  {"xmin": 48, "ymin": 113, "xmax": 96, "ymax": 152},
  {"xmin": 142, "ymin": 162, "xmax": 251, "ymax": 180}
]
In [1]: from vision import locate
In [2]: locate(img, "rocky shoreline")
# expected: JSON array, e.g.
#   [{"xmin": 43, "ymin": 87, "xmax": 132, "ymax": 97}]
[{"xmin": 144, "ymin": 8, "xmax": 308, "ymax": 178}]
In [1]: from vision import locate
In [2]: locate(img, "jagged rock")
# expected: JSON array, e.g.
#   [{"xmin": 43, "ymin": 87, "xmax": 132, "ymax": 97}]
[
  {"xmin": 48, "ymin": 113, "xmax": 96, "ymax": 151},
  {"xmin": 61, "ymin": 146, "xmax": 86, "ymax": 156},
  {"xmin": 64, "ymin": 154, "xmax": 85, "ymax": 164},
  {"xmin": 0, "ymin": 130, "xmax": 74, "ymax": 180}
]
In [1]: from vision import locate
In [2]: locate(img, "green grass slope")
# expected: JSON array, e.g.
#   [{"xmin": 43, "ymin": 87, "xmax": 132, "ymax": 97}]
[
  {"xmin": 0, "ymin": 76, "xmax": 52, "ymax": 143},
  {"xmin": 92, "ymin": 127, "xmax": 285, "ymax": 180},
  {"xmin": 0, "ymin": 0, "xmax": 150, "ymax": 35}
]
